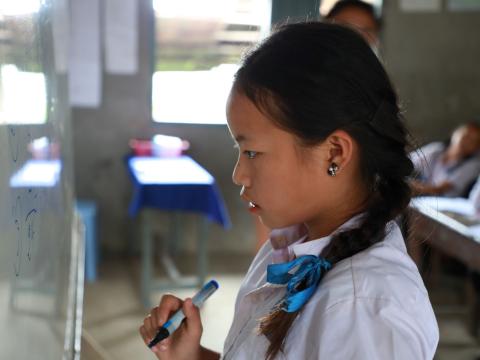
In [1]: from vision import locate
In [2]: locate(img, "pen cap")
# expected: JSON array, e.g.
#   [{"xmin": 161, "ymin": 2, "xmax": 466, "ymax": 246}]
[{"xmin": 192, "ymin": 280, "xmax": 219, "ymax": 307}]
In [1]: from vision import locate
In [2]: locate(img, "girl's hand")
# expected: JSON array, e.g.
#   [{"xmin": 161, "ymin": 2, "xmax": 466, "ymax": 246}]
[{"xmin": 139, "ymin": 295, "xmax": 203, "ymax": 360}]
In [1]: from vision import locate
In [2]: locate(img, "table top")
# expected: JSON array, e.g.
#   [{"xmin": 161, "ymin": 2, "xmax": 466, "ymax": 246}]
[
  {"xmin": 411, "ymin": 196, "xmax": 480, "ymax": 241},
  {"xmin": 126, "ymin": 156, "xmax": 231, "ymax": 229},
  {"xmin": 10, "ymin": 159, "xmax": 61, "ymax": 188},
  {"xmin": 409, "ymin": 196, "xmax": 480, "ymax": 271},
  {"xmin": 129, "ymin": 156, "xmax": 214, "ymax": 185}
]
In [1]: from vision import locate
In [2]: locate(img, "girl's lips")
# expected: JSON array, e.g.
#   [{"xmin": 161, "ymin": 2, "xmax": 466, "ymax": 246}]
[
  {"xmin": 241, "ymin": 192, "xmax": 261, "ymax": 213},
  {"xmin": 248, "ymin": 201, "xmax": 261, "ymax": 213}
]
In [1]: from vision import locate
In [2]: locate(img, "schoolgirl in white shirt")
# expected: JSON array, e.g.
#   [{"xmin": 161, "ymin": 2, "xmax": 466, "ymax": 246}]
[{"xmin": 139, "ymin": 22, "xmax": 439, "ymax": 359}]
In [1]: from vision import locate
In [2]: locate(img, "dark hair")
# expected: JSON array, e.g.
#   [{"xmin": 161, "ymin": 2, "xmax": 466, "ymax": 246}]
[
  {"xmin": 326, "ymin": 0, "xmax": 382, "ymax": 29},
  {"xmin": 233, "ymin": 22, "xmax": 413, "ymax": 359}
]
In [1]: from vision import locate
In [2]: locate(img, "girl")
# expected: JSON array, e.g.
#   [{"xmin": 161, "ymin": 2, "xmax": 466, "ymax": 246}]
[{"xmin": 139, "ymin": 22, "xmax": 439, "ymax": 359}]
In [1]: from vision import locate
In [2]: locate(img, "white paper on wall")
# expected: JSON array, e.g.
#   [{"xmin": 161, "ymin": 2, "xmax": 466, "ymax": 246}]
[
  {"xmin": 69, "ymin": 0, "xmax": 102, "ymax": 107},
  {"xmin": 104, "ymin": 0, "xmax": 139, "ymax": 74},
  {"xmin": 400, "ymin": 0, "xmax": 441, "ymax": 12}
]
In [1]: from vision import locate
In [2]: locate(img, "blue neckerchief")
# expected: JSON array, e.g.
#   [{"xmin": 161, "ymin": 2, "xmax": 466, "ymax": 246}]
[{"xmin": 267, "ymin": 254, "xmax": 331, "ymax": 313}]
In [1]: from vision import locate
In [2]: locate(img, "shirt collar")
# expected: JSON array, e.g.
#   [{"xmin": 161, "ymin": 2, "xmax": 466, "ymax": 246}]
[{"xmin": 271, "ymin": 214, "xmax": 365, "ymax": 263}]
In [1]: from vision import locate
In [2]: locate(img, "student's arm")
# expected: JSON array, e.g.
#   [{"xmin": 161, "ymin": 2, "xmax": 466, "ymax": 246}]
[
  {"xmin": 410, "ymin": 179, "xmax": 453, "ymax": 196},
  {"xmin": 446, "ymin": 159, "xmax": 480, "ymax": 197}
]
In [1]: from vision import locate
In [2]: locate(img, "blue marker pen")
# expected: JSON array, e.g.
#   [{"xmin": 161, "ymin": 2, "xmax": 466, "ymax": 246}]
[{"xmin": 148, "ymin": 280, "xmax": 219, "ymax": 348}]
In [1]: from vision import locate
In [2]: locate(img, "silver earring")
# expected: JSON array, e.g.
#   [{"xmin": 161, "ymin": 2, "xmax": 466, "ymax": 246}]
[{"xmin": 327, "ymin": 163, "xmax": 339, "ymax": 177}]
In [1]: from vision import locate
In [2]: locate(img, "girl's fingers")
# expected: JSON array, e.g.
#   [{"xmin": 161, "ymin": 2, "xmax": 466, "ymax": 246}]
[
  {"xmin": 157, "ymin": 338, "xmax": 171, "ymax": 351},
  {"xmin": 139, "ymin": 325, "xmax": 150, "ymax": 345},
  {"xmin": 157, "ymin": 294, "xmax": 183, "ymax": 324},
  {"xmin": 140, "ymin": 294, "xmax": 203, "ymax": 356},
  {"xmin": 182, "ymin": 298, "xmax": 203, "ymax": 339},
  {"xmin": 151, "ymin": 306, "xmax": 160, "ymax": 329},
  {"xmin": 146, "ymin": 295, "xmax": 182, "ymax": 349},
  {"xmin": 143, "ymin": 314, "xmax": 156, "ymax": 340}
]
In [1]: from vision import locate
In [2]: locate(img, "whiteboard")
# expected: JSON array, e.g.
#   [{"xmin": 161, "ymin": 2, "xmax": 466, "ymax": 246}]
[{"xmin": 0, "ymin": 0, "xmax": 82, "ymax": 359}]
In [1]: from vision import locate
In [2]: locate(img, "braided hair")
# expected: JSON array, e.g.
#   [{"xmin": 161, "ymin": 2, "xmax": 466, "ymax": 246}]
[{"xmin": 233, "ymin": 22, "xmax": 414, "ymax": 360}]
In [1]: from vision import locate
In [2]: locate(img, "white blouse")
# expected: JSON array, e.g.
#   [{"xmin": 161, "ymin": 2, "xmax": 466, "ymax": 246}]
[
  {"xmin": 410, "ymin": 141, "xmax": 480, "ymax": 197},
  {"xmin": 221, "ymin": 219, "xmax": 439, "ymax": 360}
]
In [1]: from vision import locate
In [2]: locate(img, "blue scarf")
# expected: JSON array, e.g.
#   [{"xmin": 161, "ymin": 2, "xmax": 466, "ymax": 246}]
[{"xmin": 267, "ymin": 255, "xmax": 331, "ymax": 313}]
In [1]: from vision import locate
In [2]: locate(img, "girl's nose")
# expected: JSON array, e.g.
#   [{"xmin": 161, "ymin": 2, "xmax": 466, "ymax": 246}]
[{"xmin": 232, "ymin": 160, "xmax": 251, "ymax": 187}]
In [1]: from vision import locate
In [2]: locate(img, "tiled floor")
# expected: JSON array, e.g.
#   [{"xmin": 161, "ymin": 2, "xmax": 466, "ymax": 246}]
[{"xmin": 81, "ymin": 254, "xmax": 480, "ymax": 360}]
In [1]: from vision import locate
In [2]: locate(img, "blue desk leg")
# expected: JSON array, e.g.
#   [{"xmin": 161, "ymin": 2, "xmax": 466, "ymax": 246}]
[
  {"xmin": 197, "ymin": 216, "xmax": 208, "ymax": 287},
  {"xmin": 141, "ymin": 210, "xmax": 152, "ymax": 308}
]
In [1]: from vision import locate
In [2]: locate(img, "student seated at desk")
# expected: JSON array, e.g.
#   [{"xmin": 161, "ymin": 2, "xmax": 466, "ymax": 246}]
[{"xmin": 410, "ymin": 123, "xmax": 480, "ymax": 197}]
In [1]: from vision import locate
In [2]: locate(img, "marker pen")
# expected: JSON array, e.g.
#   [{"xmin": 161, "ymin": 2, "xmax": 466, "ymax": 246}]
[{"xmin": 148, "ymin": 279, "xmax": 219, "ymax": 348}]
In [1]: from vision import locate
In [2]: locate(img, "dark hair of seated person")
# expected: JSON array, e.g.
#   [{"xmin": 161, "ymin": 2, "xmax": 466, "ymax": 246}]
[{"xmin": 325, "ymin": 0, "xmax": 382, "ymax": 29}]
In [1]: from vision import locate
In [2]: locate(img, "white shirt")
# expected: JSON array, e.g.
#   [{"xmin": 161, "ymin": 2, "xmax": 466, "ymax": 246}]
[
  {"xmin": 221, "ymin": 219, "xmax": 439, "ymax": 359},
  {"xmin": 468, "ymin": 176, "xmax": 480, "ymax": 211},
  {"xmin": 410, "ymin": 142, "xmax": 480, "ymax": 197}
]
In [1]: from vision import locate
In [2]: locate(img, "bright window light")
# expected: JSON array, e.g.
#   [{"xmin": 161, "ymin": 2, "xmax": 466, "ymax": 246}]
[
  {"xmin": 0, "ymin": 0, "xmax": 42, "ymax": 16},
  {"xmin": 0, "ymin": 65, "xmax": 47, "ymax": 124},
  {"xmin": 152, "ymin": 0, "xmax": 271, "ymax": 125},
  {"xmin": 152, "ymin": 64, "xmax": 238, "ymax": 125}
]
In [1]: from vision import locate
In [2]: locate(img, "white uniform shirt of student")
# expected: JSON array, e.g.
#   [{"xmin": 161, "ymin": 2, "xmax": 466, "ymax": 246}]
[
  {"xmin": 222, "ymin": 219, "xmax": 439, "ymax": 359},
  {"xmin": 470, "ymin": 177, "xmax": 480, "ymax": 212},
  {"xmin": 410, "ymin": 142, "xmax": 480, "ymax": 197}
]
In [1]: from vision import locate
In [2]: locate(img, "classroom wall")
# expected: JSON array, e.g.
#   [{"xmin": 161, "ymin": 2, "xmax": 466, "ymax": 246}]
[
  {"xmin": 73, "ymin": 0, "xmax": 480, "ymax": 256},
  {"xmin": 382, "ymin": 0, "xmax": 480, "ymax": 145}
]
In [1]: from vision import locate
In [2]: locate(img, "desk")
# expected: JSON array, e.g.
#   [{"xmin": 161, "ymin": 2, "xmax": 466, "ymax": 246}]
[
  {"xmin": 409, "ymin": 197, "xmax": 480, "ymax": 271},
  {"xmin": 127, "ymin": 156, "xmax": 230, "ymax": 307},
  {"xmin": 408, "ymin": 197, "xmax": 480, "ymax": 337}
]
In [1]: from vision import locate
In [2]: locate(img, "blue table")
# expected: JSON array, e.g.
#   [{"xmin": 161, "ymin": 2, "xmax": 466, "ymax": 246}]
[{"xmin": 127, "ymin": 156, "xmax": 230, "ymax": 307}]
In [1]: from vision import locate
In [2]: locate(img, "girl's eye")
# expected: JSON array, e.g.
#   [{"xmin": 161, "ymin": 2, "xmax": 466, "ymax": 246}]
[{"xmin": 244, "ymin": 150, "xmax": 258, "ymax": 159}]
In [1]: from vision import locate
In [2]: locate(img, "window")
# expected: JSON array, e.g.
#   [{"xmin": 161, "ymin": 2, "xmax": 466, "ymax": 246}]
[
  {"xmin": 0, "ymin": 0, "xmax": 47, "ymax": 125},
  {"xmin": 151, "ymin": 0, "xmax": 271, "ymax": 124}
]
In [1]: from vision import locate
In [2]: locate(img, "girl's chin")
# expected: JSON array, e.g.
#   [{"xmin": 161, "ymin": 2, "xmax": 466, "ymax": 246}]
[{"xmin": 257, "ymin": 216, "xmax": 284, "ymax": 230}]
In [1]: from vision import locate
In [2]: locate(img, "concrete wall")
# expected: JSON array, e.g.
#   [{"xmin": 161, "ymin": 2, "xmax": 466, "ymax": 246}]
[
  {"xmin": 382, "ymin": 0, "xmax": 480, "ymax": 145},
  {"xmin": 73, "ymin": 0, "xmax": 480, "ymax": 256}
]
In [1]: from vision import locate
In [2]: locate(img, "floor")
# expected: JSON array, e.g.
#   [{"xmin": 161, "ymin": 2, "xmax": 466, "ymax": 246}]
[
  {"xmin": 81, "ymin": 253, "xmax": 480, "ymax": 360},
  {"xmin": 81, "ymin": 254, "xmax": 251, "ymax": 360}
]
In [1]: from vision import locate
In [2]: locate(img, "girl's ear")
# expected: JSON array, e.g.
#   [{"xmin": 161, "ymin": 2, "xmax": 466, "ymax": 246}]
[{"xmin": 325, "ymin": 130, "xmax": 355, "ymax": 169}]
